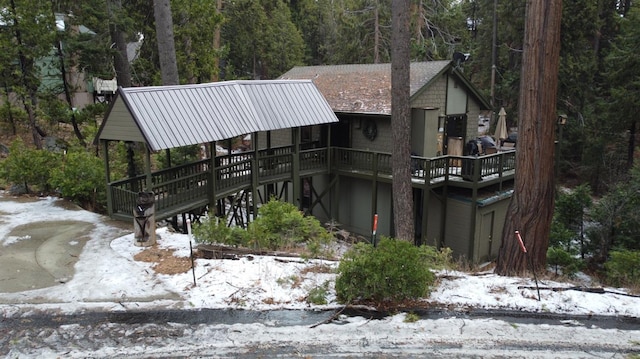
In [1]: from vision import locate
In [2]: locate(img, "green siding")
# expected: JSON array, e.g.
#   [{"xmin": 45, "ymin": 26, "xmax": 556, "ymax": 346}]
[{"xmin": 100, "ymin": 100, "xmax": 146, "ymax": 143}]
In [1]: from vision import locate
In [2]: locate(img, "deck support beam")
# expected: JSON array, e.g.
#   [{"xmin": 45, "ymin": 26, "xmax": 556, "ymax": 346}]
[
  {"xmin": 209, "ymin": 141, "xmax": 217, "ymax": 216},
  {"xmin": 292, "ymin": 127, "xmax": 300, "ymax": 208}
]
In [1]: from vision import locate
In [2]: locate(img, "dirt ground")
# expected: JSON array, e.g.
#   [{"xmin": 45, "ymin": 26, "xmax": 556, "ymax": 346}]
[{"xmin": 134, "ymin": 247, "xmax": 193, "ymax": 275}]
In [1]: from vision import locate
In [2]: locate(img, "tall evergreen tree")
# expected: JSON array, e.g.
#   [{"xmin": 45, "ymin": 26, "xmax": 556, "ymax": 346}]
[
  {"xmin": 107, "ymin": 0, "xmax": 132, "ymax": 87},
  {"xmin": 604, "ymin": 5, "xmax": 640, "ymax": 168},
  {"xmin": 0, "ymin": 0, "xmax": 57, "ymax": 149},
  {"xmin": 391, "ymin": 0, "xmax": 413, "ymax": 241},
  {"xmin": 221, "ymin": 0, "xmax": 304, "ymax": 79},
  {"xmin": 172, "ymin": 0, "xmax": 223, "ymax": 83},
  {"xmin": 496, "ymin": 0, "xmax": 563, "ymax": 275},
  {"xmin": 153, "ymin": 0, "xmax": 179, "ymax": 85}
]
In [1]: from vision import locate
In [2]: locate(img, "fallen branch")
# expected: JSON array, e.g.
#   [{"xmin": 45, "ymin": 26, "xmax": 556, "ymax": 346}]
[
  {"xmin": 274, "ymin": 258, "xmax": 306, "ymax": 264},
  {"xmin": 518, "ymin": 286, "xmax": 604, "ymax": 293},
  {"xmin": 517, "ymin": 286, "xmax": 640, "ymax": 297},
  {"xmin": 310, "ymin": 305, "xmax": 348, "ymax": 328}
]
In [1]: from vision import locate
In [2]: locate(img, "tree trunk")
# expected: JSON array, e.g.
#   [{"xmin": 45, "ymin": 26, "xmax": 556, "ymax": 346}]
[
  {"xmin": 212, "ymin": 0, "xmax": 223, "ymax": 82},
  {"xmin": 55, "ymin": 39, "xmax": 85, "ymax": 146},
  {"xmin": 374, "ymin": 6, "xmax": 380, "ymax": 64},
  {"xmin": 10, "ymin": 0, "xmax": 41, "ymax": 149},
  {"xmin": 108, "ymin": 0, "xmax": 132, "ymax": 88},
  {"xmin": 2, "ymin": 85, "xmax": 16, "ymax": 135},
  {"xmin": 627, "ymin": 120, "xmax": 635, "ymax": 168},
  {"xmin": 495, "ymin": 0, "xmax": 562, "ymax": 275},
  {"xmin": 154, "ymin": 0, "xmax": 180, "ymax": 86},
  {"xmin": 391, "ymin": 0, "xmax": 414, "ymax": 241}
]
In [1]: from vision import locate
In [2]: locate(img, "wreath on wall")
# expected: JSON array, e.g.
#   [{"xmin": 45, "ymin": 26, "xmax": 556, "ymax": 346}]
[{"xmin": 362, "ymin": 120, "xmax": 377, "ymax": 141}]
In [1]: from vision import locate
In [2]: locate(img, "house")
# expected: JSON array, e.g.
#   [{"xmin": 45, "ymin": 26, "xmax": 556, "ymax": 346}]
[
  {"xmin": 97, "ymin": 62, "xmax": 515, "ymax": 262},
  {"xmin": 278, "ymin": 61, "xmax": 515, "ymax": 262}
]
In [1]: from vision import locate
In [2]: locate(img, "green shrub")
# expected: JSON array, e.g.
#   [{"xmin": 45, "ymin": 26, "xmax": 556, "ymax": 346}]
[
  {"xmin": 420, "ymin": 245, "xmax": 453, "ymax": 270},
  {"xmin": 605, "ymin": 250, "xmax": 640, "ymax": 287},
  {"xmin": 194, "ymin": 199, "xmax": 334, "ymax": 258},
  {"xmin": 546, "ymin": 246, "xmax": 583, "ymax": 278},
  {"xmin": 247, "ymin": 199, "xmax": 333, "ymax": 255},
  {"xmin": 193, "ymin": 215, "xmax": 247, "ymax": 246},
  {"xmin": 335, "ymin": 238, "xmax": 436, "ymax": 305},
  {"xmin": 50, "ymin": 149, "xmax": 106, "ymax": 209},
  {"xmin": 0, "ymin": 139, "xmax": 61, "ymax": 193},
  {"xmin": 404, "ymin": 312, "xmax": 420, "ymax": 323},
  {"xmin": 306, "ymin": 281, "xmax": 330, "ymax": 305}
]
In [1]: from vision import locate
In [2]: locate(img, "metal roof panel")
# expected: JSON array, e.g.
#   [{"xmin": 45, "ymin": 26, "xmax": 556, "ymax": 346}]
[{"xmin": 97, "ymin": 80, "xmax": 337, "ymax": 151}]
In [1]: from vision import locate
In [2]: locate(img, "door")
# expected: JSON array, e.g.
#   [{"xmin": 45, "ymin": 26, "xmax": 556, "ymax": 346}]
[{"xmin": 478, "ymin": 211, "xmax": 495, "ymax": 262}]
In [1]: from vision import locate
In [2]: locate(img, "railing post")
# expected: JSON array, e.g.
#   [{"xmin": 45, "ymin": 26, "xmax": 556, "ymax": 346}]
[
  {"xmin": 102, "ymin": 140, "xmax": 113, "ymax": 217},
  {"xmin": 292, "ymin": 127, "xmax": 301, "ymax": 208},
  {"xmin": 371, "ymin": 152, "xmax": 378, "ymax": 234},
  {"xmin": 209, "ymin": 141, "xmax": 217, "ymax": 214},
  {"xmin": 473, "ymin": 155, "xmax": 481, "ymax": 181},
  {"xmin": 251, "ymin": 146, "xmax": 259, "ymax": 215}
]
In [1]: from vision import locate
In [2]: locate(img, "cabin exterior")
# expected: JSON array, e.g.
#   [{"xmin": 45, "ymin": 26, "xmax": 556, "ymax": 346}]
[
  {"xmin": 279, "ymin": 61, "xmax": 514, "ymax": 262},
  {"xmin": 96, "ymin": 63, "xmax": 515, "ymax": 263}
]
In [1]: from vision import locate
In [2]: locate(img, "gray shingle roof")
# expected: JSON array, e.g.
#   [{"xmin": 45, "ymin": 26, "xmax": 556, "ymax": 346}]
[
  {"xmin": 279, "ymin": 61, "xmax": 453, "ymax": 115},
  {"xmin": 96, "ymin": 80, "xmax": 338, "ymax": 151}
]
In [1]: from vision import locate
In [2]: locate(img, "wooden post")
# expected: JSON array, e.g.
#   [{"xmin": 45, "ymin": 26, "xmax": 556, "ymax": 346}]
[
  {"xmin": 292, "ymin": 127, "xmax": 300, "ymax": 208},
  {"xmin": 102, "ymin": 140, "xmax": 113, "ymax": 217}
]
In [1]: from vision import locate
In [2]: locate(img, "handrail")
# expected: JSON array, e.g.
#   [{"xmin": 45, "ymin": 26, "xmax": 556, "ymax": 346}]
[{"xmin": 108, "ymin": 146, "xmax": 516, "ymax": 219}]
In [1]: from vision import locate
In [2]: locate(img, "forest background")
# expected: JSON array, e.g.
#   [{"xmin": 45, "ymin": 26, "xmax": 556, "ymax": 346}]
[{"xmin": 0, "ymin": 0, "xmax": 638, "ymax": 288}]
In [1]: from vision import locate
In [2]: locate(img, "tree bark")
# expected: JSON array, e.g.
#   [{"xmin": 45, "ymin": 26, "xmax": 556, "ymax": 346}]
[
  {"xmin": 154, "ymin": 0, "xmax": 180, "ymax": 85},
  {"xmin": 10, "ymin": 0, "xmax": 41, "ymax": 149},
  {"xmin": 212, "ymin": 0, "xmax": 223, "ymax": 82},
  {"xmin": 391, "ymin": 0, "xmax": 414, "ymax": 241},
  {"xmin": 55, "ymin": 39, "xmax": 85, "ymax": 146},
  {"xmin": 495, "ymin": 0, "xmax": 563, "ymax": 275},
  {"xmin": 108, "ymin": 0, "xmax": 132, "ymax": 88}
]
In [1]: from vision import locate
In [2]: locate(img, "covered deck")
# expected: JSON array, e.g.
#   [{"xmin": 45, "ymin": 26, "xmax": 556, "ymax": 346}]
[{"xmin": 106, "ymin": 146, "xmax": 516, "ymax": 222}]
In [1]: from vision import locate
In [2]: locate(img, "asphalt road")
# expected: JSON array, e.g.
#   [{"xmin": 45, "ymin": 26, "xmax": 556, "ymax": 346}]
[{"xmin": 2, "ymin": 309, "xmax": 639, "ymax": 358}]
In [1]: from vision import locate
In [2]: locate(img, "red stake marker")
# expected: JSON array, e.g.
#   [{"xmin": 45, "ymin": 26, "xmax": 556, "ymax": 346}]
[
  {"xmin": 515, "ymin": 230, "xmax": 527, "ymax": 253},
  {"xmin": 372, "ymin": 214, "xmax": 379, "ymax": 246},
  {"xmin": 372, "ymin": 214, "xmax": 379, "ymax": 236}
]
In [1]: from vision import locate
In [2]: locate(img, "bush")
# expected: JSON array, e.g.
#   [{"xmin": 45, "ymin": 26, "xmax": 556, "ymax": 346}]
[
  {"xmin": 49, "ymin": 149, "xmax": 106, "ymax": 209},
  {"xmin": 546, "ymin": 246, "xmax": 583, "ymax": 278},
  {"xmin": 193, "ymin": 215, "xmax": 247, "ymax": 247},
  {"xmin": 420, "ymin": 245, "xmax": 453, "ymax": 270},
  {"xmin": 0, "ymin": 138, "xmax": 60, "ymax": 193},
  {"xmin": 194, "ymin": 199, "xmax": 334, "ymax": 258},
  {"xmin": 306, "ymin": 281, "xmax": 330, "ymax": 305},
  {"xmin": 605, "ymin": 250, "xmax": 640, "ymax": 287},
  {"xmin": 247, "ymin": 199, "xmax": 333, "ymax": 256},
  {"xmin": 335, "ymin": 238, "xmax": 436, "ymax": 305}
]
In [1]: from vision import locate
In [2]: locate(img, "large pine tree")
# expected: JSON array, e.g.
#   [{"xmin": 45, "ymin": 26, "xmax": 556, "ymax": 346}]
[
  {"xmin": 391, "ymin": 0, "xmax": 413, "ymax": 241},
  {"xmin": 495, "ymin": 0, "xmax": 563, "ymax": 275}
]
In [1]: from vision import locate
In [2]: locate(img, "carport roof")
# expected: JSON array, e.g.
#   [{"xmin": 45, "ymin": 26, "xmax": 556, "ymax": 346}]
[{"xmin": 95, "ymin": 80, "xmax": 339, "ymax": 151}]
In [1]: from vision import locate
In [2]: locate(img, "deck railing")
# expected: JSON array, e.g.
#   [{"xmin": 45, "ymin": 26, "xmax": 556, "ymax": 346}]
[
  {"xmin": 108, "ymin": 146, "xmax": 516, "ymax": 219},
  {"xmin": 300, "ymin": 148, "xmax": 329, "ymax": 172},
  {"xmin": 332, "ymin": 147, "xmax": 516, "ymax": 183}
]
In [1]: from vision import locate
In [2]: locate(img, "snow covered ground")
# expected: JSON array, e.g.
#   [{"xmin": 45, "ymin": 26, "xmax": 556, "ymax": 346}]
[{"xmin": 1, "ymin": 194, "xmax": 639, "ymax": 358}]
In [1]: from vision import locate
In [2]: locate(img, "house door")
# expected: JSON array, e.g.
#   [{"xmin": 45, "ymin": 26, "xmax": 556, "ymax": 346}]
[
  {"xmin": 478, "ymin": 211, "xmax": 495, "ymax": 262},
  {"xmin": 330, "ymin": 119, "xmax": 351, "ymax": 148},
  {"xmin": 444, "ymin": 114, "xmax": 467, "ymax": 156}
]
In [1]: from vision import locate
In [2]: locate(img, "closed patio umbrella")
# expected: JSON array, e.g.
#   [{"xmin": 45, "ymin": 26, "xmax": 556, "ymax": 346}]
[{"xmin": 494, "ymin": 107, "xmax": 508, "ymax": 144}]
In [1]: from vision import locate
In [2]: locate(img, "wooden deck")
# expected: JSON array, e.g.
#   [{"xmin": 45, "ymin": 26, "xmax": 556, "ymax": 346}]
[{"xmin": 107, "ymin": 146, "xmax": 516, "ymax": 222}]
